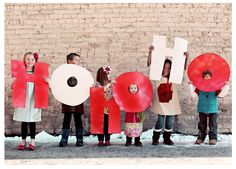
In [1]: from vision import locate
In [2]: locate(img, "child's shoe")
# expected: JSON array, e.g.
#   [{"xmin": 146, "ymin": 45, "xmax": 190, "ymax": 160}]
[
  {"xmin": 134, "ymin": 137, "xmax": 143, "ymax": 147},
  {"xmin": 98, "ymin": 140, "xmax": 104, "ymax": 146},
  {"xmin": 209, "ymin": 139, "xmax": 217, "ymax": 145},
  {"xmin": 195, "ymin": 138, "xmax": 204, "ymax": 145},
  {"xmin": 105, "ymin": 140, "xmax": 111, "ymax": 146},
  {"xmin": 125, "ymin": 136, "xmax": 132, "ymax": 147},
  {"xmin": 28, "ymin": 144, "xmax": 35, "ymax": 151},
  {"xmin": 17, "ymin": 144, "xmax": 26, "ymax": 150}
]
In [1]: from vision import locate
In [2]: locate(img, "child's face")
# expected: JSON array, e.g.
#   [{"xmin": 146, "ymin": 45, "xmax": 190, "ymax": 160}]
[
  {"xmin": 24, "ymin": 54, "xmax": 36, "ymax": 68},
  {"xmin": 204, "ymin": 74, "xmax": 212, "ymax": 80},
  {"xmin": 129, "ymin": 84, "xmax": 138, "ymax": 94},
  {"xmin": 162, "ymin": 63, "xmax": 171, "ymax": 77},
  {"xmin": 68, "ymin": 56, "xmax": 80, "ymax": 65}
]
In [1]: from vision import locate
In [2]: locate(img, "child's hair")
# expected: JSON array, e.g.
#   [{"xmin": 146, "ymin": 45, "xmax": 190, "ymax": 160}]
[
  {"xmin": 202, "ymin": 69, "xmax": 212, "ymax": 78},
  {"xmin": 66, "ymin": 53, "xmax": 80, "ymax": 63},
  {"xmin": 96, "ymin": 67, "xmax": 110, "ymax": 86},
  {"xmin": 23, "ymin": 52, "xmax": 38, "ymax": 67},
  {"xmin": 162, "ymin": 59, "xmax": 172, "ymax": 78}
]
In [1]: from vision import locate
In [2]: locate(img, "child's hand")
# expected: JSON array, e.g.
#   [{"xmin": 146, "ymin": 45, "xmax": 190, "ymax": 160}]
[
  {"xmin": 11, "ymin": 77, "xmax": 16, "ymax": 84},
  {"xmin": 189, "ymin": 81, "xmax": 193, "ymax": 84},
  {"xmin": 94, "ymin": 82, "xmax": 101, "ymax": 87},
  {"xmin": 184, "ymin": 52, "xmax": 189, "ymax": 59},
  {"xmin": 44, "ymin": 78, "xmax": 50, "ymax": 84},
  {"xmin": 149, "ymin": 45, "xmax": 154, "ymax": 53},
  {"xmin": 111, "ymin": 80, "xmax": 117, "ymax": 85}
]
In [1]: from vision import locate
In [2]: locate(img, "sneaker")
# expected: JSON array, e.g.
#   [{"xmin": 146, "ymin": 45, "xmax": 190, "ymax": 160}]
[
  {"xmin": 195, "ymin": 138, "xmax": 203, "ymax": 145},
  {"xmin": 17, "ymin": 144, "xmax": 26, "ymax": 150},
  {"xmin": 125, "ymin": 141, "xmax": 132, "ymax": 147},
  {"xmin": 59, "ymin": 140, "xmax": 68, "ymax": 147},
  {"xmin": 28, "ymin": 144, "xmax": 35, "ymax": 151},
  {"xmin": 76, "ymin": 141, "xmax": 83, "ymax": 147},
  {"xmin": 209, "ymin": 139, "xmax": 217, "ymax": 145},
  {"xmin": 98, "ymin": 140, "xmax": 104, "ymax": 146},
  {"xmin": 105, "ymin": 141, "xmax": 111, "ymax": 146}
]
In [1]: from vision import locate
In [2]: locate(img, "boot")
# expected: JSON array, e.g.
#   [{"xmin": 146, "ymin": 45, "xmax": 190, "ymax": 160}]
[
  {"xmin": 209, "ymin": 139, "xmax": 217, "ymax": 145},
  {"xmin": 195, "ymin": 138, "xmax": 204, "ymax": 145},
  {"xmin": 125, "ymin": 136, "xmax": 132, "ymax": 147},
  {"xmin": 134, "ymin": 137, "xmax": 143, "ymax": 147},
  {"xmin": 152, "ymin": 131, "xmax": 160, "ymax": 145},
  {"xmin": 163, "ymin": 131, "xmax": 174, "ymax": 145},
  {"xmin": 59, "ymin": 129, "xmax": 70, "ymax": 147},
  {"xmin": 75, "ymin": 128, "xmax": 83, "ymax": 147}
]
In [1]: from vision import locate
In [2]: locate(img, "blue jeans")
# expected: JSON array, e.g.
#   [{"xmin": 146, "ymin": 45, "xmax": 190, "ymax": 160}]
[
  {"xmin": 197, "ymin": 113, "xmax": 218, "ymax": 140},
  {"xmin": 154, "ymin": 115, "xmax": 173, "ymax": 131}
]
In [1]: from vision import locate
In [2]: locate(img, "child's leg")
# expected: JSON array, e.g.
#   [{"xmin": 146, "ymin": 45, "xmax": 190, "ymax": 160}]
[
  {"xmin": 103, "ymin": 114, "xmax": 111, "ymax": 146},
  {"xmin": 74, "ymin": 113, "xmax": 83, "ymax": 147},
  {"xmin": 21, "ymin": 122, "xmax": 28, "ymax": 145},
  {"xmin": 197, "ymin": 113, "xmax": 207, "ymax": 141},
  {"xmin": 154, "ymin": 114, "xmax": 165, "ymax": 131},
  {"xmin": 59, "ymin": 113, "xmax": 72, "ymax": 147},
  {"xmin": 163, "ymin": 115, "xmax": 174, "ymax": 145},
  {"xmin": 18, "ymin": 122, "xmax": 28, "ymax": 150},
  {"xmin": 125, "ymin": 136, "xmax": 132, "ymax": 146},
  {"xmin": 208, "ymin": 113, "xmax": 218, "ymax": 145},
  {"xmin": 62, "ymin": 113, "xmax": 72, "ymax": 129},
  {"xmin": 152, "ymin": 114, "xmax": 165, "ymax": 144},
  {"xmin": 135, "ymin": 136, "xmax": 142, "ymax": 147},
  {"xmin": 29, "ymin": 122, "xmax": 36, "ymax": 145}
]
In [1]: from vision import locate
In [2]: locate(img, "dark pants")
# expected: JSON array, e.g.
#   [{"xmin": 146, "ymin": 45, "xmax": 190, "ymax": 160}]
[
  {"xmin": 197, "ymin": 113, "xmax": 218, "ymax": 140},
  {"xmin": 62, "ymin": 113, "xmax": 83, "ymax": 129},
  {"xmin": 21, "ymin": 122, "xmax": 36, "ymax": 139},
  {"xmin": 98, "ymin": 114, "xmax": 110, "ymax": 141},
  {"xmin": 154, "ymin": 115, "xmax": 173, "ymax": 131}
]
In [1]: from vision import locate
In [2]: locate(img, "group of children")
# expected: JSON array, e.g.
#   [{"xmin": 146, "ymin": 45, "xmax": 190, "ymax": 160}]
[{"xmin": 11, "ymin": 47, "xmax": 230, "ymax": 151}]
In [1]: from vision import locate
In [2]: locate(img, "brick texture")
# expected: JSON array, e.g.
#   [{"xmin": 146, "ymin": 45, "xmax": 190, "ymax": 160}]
[{"xmin": 5, "ymin": 3, "xmax": 232, "ymax": 136}]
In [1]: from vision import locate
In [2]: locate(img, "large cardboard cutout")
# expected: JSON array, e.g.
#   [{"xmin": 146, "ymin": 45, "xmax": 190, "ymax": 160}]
[
  {"xmin": 149, "ymin": 35, "xmax": 188, "ymax": 84},
  {"xmin": 188, "ymin": 53, "xmax": 230, "ymax": 92},
  {"xmin": 50, "ymin": 64, "xmax": 94, "ymax": 106},
  {"xmin": 90, "ymin": 87, "xmax": 120, "ymax": 134},
  {"xmin": 11, "ymin": 60, "xmax": 49, "ymax": 108},
  {"xmin": 112, "ymin": 72, "xmax": 153, "ymax": 113}
]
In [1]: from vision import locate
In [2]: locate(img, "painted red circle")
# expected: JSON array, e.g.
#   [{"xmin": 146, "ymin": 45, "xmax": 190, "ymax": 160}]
[
  {"xmin": 112, "ymin": 72, "xmax": 153, "ymax": 113},
  {"xmin": 187, "ymin": 53, "xmax": 230, "ymax": 92}
]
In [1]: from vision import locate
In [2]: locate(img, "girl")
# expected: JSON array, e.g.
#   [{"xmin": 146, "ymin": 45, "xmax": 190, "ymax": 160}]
[
  {"xmin": 12, "ymin": 52, "xmax": 46, "ymax": 151},
  {"xmin": 189, "ymin": 70, "xmax": 229, "ymax": 145},
  {"xmin": 124, "ymin": 84, "xmax": 145, "ymax": 147},
  {"xmin": 95, "ymin": 66, "xmax": 113, "ymax": 146},
  {"xmin": 147, "ymin": 46, "xmax": 189, "ymax": 145}
]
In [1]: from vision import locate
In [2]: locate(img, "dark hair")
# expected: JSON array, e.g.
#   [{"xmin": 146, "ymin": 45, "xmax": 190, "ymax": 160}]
[
  {"xmin": 162, "ymin": 59, "xmax": 172, "ymax": 78},
  {"xmin": 66, "ymin": 53, "xmax": 80, "ymax": 63},
  {"xmin": 202, "ymin": 70, "xmax": 212, "ymax": 78},
  {"xmin": 96, "ymin": 67, "xmax": 110, "ymax": 86}
]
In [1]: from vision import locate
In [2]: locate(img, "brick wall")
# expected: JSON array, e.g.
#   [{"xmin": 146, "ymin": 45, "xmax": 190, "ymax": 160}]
[{"xmin": 5, "ymin": 3, "xmax": 232, "ymax": 136}]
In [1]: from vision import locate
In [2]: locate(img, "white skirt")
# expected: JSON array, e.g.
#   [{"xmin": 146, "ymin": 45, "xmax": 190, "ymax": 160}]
[{"xmin": 13, "ymin": 82, "xmax": 41, "ymax": 122}]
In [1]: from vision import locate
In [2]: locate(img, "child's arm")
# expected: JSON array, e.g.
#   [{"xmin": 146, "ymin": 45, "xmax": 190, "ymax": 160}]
[
  {"xmin": 147, "ymin": 45, "xmax": 154, "ymax": 67},
  {"xmin": 184, "ymin": 52, "xmax": 189, "ymax": 70},
  {"xmin": 217, "ymin": 82, "xmax": 230, "ymax": 98},
  {"xmin": 188, "ymin": 82, "xmax": 198, "ymax": 98}
]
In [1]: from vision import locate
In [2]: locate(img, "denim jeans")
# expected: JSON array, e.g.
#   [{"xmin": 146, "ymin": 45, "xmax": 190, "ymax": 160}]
[
  {"xmin": 154, "ymin": 114, "xmax": 173, "ymax": 131},
  {"xmin": 197, "ymin": 112, "xmax": 218, "ymax": 140}
]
